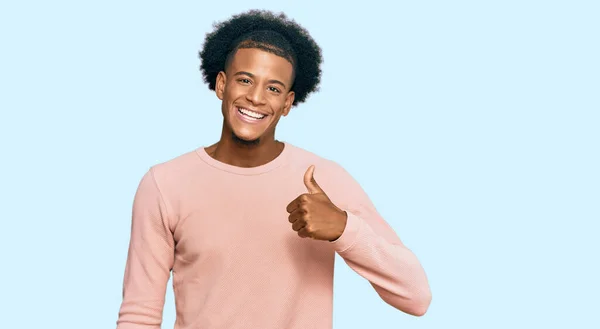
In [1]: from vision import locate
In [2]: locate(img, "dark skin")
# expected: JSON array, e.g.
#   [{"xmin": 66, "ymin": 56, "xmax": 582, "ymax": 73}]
[
  {"xmin": 206, "ymin": 47, "xmax": 347, "ymax": 241},
  {"xmin": 207, "ymin": 47, "xmax": 294, "ymax": 168},
  {"xmin": 287, "ymin": 165, "xmax": 348, "ymax": 241}
]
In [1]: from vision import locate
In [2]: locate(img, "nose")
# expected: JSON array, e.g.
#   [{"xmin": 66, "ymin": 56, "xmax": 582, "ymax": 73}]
[{"xmin": 245, "ymin": 85, "xmax": 266, "ymax": 105}]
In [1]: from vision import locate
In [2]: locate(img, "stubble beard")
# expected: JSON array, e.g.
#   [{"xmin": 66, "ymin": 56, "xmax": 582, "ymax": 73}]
[{"xmin": 231, "ymin": 131, "xmax": 260, "ymax": 147}]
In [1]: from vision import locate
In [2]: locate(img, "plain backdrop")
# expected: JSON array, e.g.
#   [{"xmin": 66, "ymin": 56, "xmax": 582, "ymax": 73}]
[{"xmin": 0, "ymin": 1, "xmax": 598, "ymax": 328}]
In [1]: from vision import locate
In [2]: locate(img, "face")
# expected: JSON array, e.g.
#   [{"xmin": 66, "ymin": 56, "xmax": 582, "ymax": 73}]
[{"xmin": 216, "ymin": 48, "xmax": 295, "ymax": 144}]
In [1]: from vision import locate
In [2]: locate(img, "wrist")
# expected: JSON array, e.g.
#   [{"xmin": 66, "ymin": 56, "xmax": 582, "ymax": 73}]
[{"xmin": 329, "ymin": 211, "xmax": 348, "ymax": 242}]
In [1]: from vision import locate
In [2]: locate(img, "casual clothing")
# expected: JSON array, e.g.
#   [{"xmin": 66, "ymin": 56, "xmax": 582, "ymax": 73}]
[{"xmin": 116, "ymin": 142, "xmax": 430, "ymax": 329}]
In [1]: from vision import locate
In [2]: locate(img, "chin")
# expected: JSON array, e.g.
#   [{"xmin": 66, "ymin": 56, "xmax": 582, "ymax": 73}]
[
  {"xmin": 232, "ymin": 126, "xmax": 264, "ymax": 140},
  {"xmin": 235, "ymin": 131, "xmax": 260, "ymax": 141},
  {"xmin": 229, "ymin": 115, "xmax": 270, "ymax": 141},
  {"xmin": 232, "ymin": 130, "xmax": 262, "ymax": 146}
]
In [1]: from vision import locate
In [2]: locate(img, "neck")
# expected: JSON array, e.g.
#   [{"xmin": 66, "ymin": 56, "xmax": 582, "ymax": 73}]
[{"xmin": 206, "ymin": 123, "xmax": 284, "ymax": 168}]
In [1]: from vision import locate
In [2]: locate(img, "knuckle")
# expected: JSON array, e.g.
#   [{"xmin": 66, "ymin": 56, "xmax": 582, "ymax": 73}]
[{"xmin": 305, "ymin": 223, "xmax": 312, "ymax": 232}]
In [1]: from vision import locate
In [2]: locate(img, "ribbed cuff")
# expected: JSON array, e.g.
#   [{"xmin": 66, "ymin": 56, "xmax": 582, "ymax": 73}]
[{"xmin": 329, "ymin": 211, "xmax": 363, "ymax": 253}]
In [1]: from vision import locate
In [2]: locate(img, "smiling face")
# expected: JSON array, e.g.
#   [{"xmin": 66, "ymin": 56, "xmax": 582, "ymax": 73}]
[{"xmin": 215, "ymin": 48, "xmax": 295, "ymax": 145}]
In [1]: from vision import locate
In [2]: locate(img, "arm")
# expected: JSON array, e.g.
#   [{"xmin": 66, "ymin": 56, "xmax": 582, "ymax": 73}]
[
  {"xmin": 116, "ymin": 168, "xmax": 175, "ymax": 328},
  {"xmin": 328, "ymin": 166, "xmax": 432, "ymax": 316}
]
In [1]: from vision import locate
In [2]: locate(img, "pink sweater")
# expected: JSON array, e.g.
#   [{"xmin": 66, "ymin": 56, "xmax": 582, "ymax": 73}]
[{"xmin": 116, "ymin": 142, "xmax": 431, "ymax": 329}]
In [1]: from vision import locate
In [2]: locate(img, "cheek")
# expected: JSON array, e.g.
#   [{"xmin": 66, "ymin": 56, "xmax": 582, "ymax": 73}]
[
  {"xmin": 269, "ymin": 109, "xmax": 286, "ymax": 126},
  {"xmin": 224, "ymin": 83, "xmax": 243, "ymax": 100},
  {"xmin": 271, "ymin": 97, "xmax": 288, "ymax": 113}
]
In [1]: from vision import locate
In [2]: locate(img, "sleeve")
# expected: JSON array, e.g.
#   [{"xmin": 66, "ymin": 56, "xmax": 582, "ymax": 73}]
[
  {"xmin": 327, "ymin": 165, "xmax": 432, "ymax": 316},
  {"xmin": 116, "ymin": 168, "xmax": 175, "ymax": 328}
]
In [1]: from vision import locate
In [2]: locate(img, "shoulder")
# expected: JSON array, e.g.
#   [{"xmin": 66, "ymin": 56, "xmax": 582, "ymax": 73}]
[
  {"xmin": 142, "ymin": 147, "xmax": 206, "ymax": 188},
  {"xmin": 284, "ymin": 143, "xmax": 372, "ymax": 214},
  {"xmin": 284, "ymin": 142, "xmax": 358, "ymax": 189},
  {"xmin": 285, "ymin": 142, "xmax": 346, "ymax": 174}
]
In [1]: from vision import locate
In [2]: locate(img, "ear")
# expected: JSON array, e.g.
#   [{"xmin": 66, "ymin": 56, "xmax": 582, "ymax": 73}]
[
  {"xmin": 282, "ymin": 91, "xmax": 295, "ymax": 116},
  {"xmin": 216, "ymin": 71, "xmax": 226, "ymax": 100}
]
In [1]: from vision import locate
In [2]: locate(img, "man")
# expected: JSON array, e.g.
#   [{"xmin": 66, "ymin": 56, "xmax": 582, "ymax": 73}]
[{"xmin": 116, "ymin": 9, "xmax": 431, "ymax": 329}]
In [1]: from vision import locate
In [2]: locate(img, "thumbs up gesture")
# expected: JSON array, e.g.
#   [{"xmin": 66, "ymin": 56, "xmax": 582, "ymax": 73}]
[{"xmin": 286, "ymin": 165, "xmax": 348, "ymax": 241}]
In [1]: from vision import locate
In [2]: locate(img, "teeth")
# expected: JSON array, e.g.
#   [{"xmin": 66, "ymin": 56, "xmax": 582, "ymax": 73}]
[{"xmin": 238, "ymin": 107, "xmax": 266, "ymax": 119}]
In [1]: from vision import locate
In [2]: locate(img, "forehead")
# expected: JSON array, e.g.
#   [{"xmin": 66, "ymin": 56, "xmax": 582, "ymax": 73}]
[{"xmin": 228, "ymin": 48, "xmax": 294, "ymax": 83}]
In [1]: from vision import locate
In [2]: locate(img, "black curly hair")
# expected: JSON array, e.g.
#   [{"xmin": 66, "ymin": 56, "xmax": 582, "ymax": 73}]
[{"xmin": 199, "ymin": 10, "xmax": 323, "ymax": 106}]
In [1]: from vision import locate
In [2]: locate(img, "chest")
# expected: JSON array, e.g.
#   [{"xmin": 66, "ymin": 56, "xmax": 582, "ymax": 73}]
[{"xmin": 170, "ymin": 176, "xmax": 331, "ymax": 269}]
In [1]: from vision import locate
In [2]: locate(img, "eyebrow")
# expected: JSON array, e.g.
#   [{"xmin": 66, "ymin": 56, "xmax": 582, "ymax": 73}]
[{"xmin": 234, "ymin": 71, "xmax": 287, "ymax": 89}]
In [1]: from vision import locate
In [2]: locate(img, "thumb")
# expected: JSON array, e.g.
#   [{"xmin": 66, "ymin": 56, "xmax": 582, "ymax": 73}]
[{"xmin": 304, "ymin": 165, "xmax": 324, "ymax": 194}]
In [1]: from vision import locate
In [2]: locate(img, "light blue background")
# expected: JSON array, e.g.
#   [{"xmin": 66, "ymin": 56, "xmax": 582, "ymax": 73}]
[{"xmin": 1, "ymin": 1, "xmax": 598, "ymax": 328}]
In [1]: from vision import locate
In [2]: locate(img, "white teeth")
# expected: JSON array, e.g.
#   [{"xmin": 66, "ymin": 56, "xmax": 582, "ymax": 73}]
[{"xmin": 238, "ymin": 107, "xmax": 266, "ymax": 119}]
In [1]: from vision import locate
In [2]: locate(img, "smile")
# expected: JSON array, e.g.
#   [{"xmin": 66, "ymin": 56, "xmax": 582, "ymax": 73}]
[{"xmin": 237, "ymin": 107, "xmax": 267, "ymax": 120}]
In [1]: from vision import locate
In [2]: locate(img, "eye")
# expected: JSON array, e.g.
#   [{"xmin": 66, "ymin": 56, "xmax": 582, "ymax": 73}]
[
  {"xmin": 238, "ymin": 78, "xmax": 251, "ymax": 84},
  {"xmin": 268, "ymin": 86, "xmax": 281, "ymax": 94}
]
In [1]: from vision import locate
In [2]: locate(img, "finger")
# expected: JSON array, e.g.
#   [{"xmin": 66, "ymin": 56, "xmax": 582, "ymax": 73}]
[
  {"xmin": 286, "ymin": 193, "xmax": 310, "ymax": 213},
  {"xmin": 292, "ymin": 218, "xmax": 306, "ymax": 231},
  {"xmin": 286, "ymin": 197, "xmax": 301, "ymax": 213},
  {"xmin": 304, "ymin": 165, "xmax": 324, "ymax": 194},
  {"xmin": 297, "ymin": 227, "xmax": 311, "ymax": 238},
  {"xmin": 288, "ymin": 210, "xmax": 301, "ymax": 223}
]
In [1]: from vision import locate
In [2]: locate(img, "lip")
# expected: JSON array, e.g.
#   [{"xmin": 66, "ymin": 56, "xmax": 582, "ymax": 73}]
[
  {"xmin": 236, "ymin": 106, "xmax": 269, "ymax": 117},
  {"xmin": 235, "ymin": 106, "xmax": 269, "ymax": 124}
]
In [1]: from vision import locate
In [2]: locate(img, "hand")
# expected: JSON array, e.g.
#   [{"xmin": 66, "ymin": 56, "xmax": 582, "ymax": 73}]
[{"xmin": 286, "ymin": 165, "xmax": 347, "ymax": 241}]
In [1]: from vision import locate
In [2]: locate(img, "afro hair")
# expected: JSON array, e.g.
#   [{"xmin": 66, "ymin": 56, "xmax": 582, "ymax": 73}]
[{"xmin": 199, "ymin": 10, "xmax": 323, "ymax": 106}]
